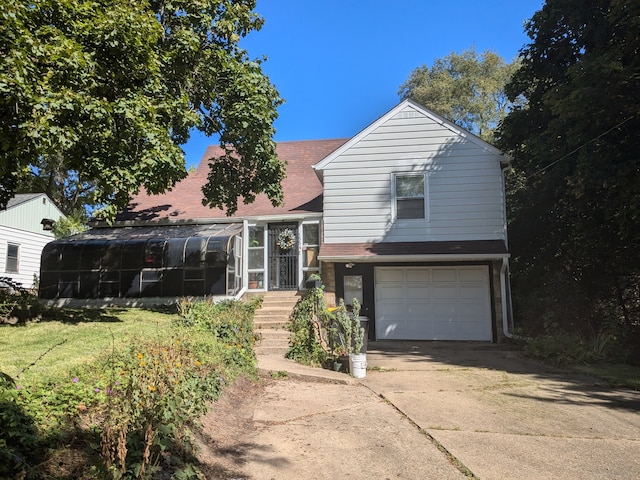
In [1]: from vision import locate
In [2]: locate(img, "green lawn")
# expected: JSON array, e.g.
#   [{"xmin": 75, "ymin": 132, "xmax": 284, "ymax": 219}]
[{"xmin": 0, "ymin": 308, "xmax": 177, "ymax": 384}]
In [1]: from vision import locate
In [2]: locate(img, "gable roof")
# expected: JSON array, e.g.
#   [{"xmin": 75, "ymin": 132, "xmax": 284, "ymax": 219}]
[
  {"xmin": 117, "ymin": 138, "xmax": 348, "ymax": 223},
  {"xmin": 313, "ymin": 99, "xmax": 509, "ymax": 172},
  {"xmin": 4, "ymin": 193, "xmax": 45, "ymax": 210}
]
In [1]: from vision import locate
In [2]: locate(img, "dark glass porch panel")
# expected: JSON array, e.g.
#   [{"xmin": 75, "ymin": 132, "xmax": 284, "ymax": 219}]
[{"xmin": 39, "ymin": 223, "xmax": 242, "ymax": 300}]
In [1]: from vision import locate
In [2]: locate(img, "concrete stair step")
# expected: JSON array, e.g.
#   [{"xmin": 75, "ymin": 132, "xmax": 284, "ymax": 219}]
[
  {"xmin": 255, "ymin": 345, "xmax": 289, "ymax": 356},
  {"xmin": 256, "ymin": 307, "xmax": 293, "ymax": 317},
  {"xmin": 254, "ymin": 321, "xmax": 289, "ymax": 330},
  {"xmin": 256, "ymin": 328, "xmax": 290, "ymax": 336},
  {"xmin": 257, "ymin": 337, "xmax": 290, "ymax": 348}
]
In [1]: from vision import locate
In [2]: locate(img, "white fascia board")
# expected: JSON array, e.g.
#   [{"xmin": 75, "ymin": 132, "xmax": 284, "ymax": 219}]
[
  {"xmin": 246, "ymin": 213, "xmax": 322, "ymax": 223},
  {"xmin": 313, "ymin": 99, "xmax": 510, "ymax": 172},
  {"xmin": 318, "ymin": 253, "xmax": 510, "ymax": 263}
]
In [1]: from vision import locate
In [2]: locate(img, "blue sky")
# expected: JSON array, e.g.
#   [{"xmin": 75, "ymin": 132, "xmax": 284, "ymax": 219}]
[{"xmin": 182, "ymin": 0, "xmax": 544, "ymax": 168}]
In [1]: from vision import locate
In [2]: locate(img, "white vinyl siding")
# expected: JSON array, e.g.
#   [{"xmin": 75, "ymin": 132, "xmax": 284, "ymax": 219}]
[
  {"xmin": 0, "ymin": 225, "xmax": 54, "ymax": 288},
  {"xmin": 0, "ymin": 194, "xmax": 64, "ymax": 237},
  {"xmin": 321, "ymin": 104, "xmax": 507, "ymax": 244}
]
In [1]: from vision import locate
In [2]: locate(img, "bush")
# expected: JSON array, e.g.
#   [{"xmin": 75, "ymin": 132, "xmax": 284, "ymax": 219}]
[
  {"xmin": 0, "ymin": 277, "xmax": 41, "ymax": 323},
  {"xmin": 286, "ymin": 286, "xmax": 328, "ymax": 366},
  {"xmin": 0, "ymin": 299, "xmax": 263, "ymax": 479},
  {"xmin": 98, "ymin": 334, "xmax": 222, "ymax": 478},
  {"xmin": 522, "ymin": 330, "xmax": 627, "ymax": 367},
  {"xmin": 176, "ymin": 297, "xmax": 261, "ymax": 375},
  {"xmin": 523, "ymin": 332, "xmax": 591, "ymax": 366},
  {"xmin": 0, "ymin": 374, "xmax": 40, "ymax": 479}
]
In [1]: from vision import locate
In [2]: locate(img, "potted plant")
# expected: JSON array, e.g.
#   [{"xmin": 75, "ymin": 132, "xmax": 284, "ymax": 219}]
[
  {"xmin": 332, "ymin": 298, "xmax": 366, "ymax": 378},
  {"xmin": 305, "ymin": 273, "xmax": 322, "ymax": 290}
]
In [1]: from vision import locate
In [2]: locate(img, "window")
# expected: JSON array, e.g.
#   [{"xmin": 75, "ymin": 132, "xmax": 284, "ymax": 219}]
[
  {"xmin": 6, "ymin": 244, "xmax": 18, "ymax": 273},
  {"xmin": 247, "ymin": 225, "xmax": 265, "ymax": 289},
  {"xmin": 394, "ymin": 174, "xmax": 426, "ymax": 219},
  {"xmin": 302, "ymin": 223, "xmax": 320, "ymax": 280}
]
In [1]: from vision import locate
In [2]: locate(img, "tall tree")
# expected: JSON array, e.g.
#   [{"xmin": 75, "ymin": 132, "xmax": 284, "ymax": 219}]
[
  {"xmin": 497, "ymin": 0, "xmax": 640, "ymax": 342},
  {"xmin": 399, "ymin": 48, "xmax": 521, "ymax": 142},
  {"xmin": 0, "ymin": 0, "xmax": 284, "ymax": 219}
]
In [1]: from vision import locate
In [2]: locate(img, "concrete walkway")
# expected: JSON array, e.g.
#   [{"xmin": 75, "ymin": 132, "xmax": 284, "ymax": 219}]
[{"xmin": 256, "ymin": 343, "xmax": 640, "ymax": 479}]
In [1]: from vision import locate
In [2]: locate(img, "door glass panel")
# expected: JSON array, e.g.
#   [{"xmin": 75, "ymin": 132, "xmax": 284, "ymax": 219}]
[
  {"xmin": 344, "ymin": 275, "xmax": 363, "ymax": 305},
  {"xmin": 302, "ymin": 223, "xmax": 319, "ymax": 245},
  {"xmin": 248, "ymin": 249, "xmax": 264, "ymax": 269},
  {"xmin": 303, "ymin": 247, "xmax": 319, "ymax": 268}
]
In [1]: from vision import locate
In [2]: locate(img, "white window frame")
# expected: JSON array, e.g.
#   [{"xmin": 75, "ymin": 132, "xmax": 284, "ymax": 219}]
[
  {"xmin": 300, "ymin": 220, "xmax": 321, "ymax": 283},
  {"xmin": 246, "ymin": 223, "xmax": 267, "ymax": 290},
  {"xmin": 6, "ymin": 243, "xmax": 19, "ymax": 273},
  {"xmin": 391, "ymin": 173, "xmax": 429, "ymax": 221}
]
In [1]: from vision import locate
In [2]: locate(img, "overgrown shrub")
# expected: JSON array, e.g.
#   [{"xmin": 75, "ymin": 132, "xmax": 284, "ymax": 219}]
[
  {"xmin": 98, "ymin": 334, "xmax": 222, "ymax": 478},
  {"xmin": 0, "ymin": 373, "xmax": 40, "ymax": 479},
  {"xmin": 286, "ymin": 286, "xmax": 328, "ymax": 366},
  {"xmin": 0, "ymin": 277, "xmax": 41, "ymax": 323},
  {"xmin": 286, "ymin": 286, "xmax": 366, "ymax": 366},
  {"xmin": 0, "ymin": 299, "xmax": 262, "ymax": 479},
  {"xmin": 176, "ymin": 297, "xmax": 261, "ymax": 375},
  {"xmin": 522, "ymin": 330, "xmax": 627, "ymax": 367}
]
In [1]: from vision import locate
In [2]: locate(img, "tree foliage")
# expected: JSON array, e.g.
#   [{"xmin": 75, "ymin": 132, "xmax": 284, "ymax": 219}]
[
  {"xmin": 0, "ymin": 0, "xmax": 284, "ymax": 219},
  {"xmin": 399, "ymin": 48, "xmax": 521, "ymax": 142},
  {"xmin": 497, "ymin": 0, "xmax": 640, "ymax": 354}
]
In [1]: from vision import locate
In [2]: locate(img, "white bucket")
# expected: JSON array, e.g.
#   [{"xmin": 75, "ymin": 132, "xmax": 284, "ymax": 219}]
[{"xmin": 349, "ymin": 353, "xmax": 367, "ymax": 378}]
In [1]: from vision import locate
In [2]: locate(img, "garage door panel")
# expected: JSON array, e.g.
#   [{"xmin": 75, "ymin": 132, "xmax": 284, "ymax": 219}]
[
  {"xmin": 459, "ymin": 285, "xmax": 487, "ymax": 300},
  {"xmin": 431, "ymin": 268, "xmax": 457, "ymax": 282},
  {"xmin": 377, "ymin": 285, "xmax": 405, "ymax": 300},
  {"xmin": 459, "ymin": 268, "xmax": 487, "ymax": 282},
  {"xmin": 375, "ymin": 266, "xmax": 492, "ymax": 341},
  {"xmin": 406, "ymin": 285, "xmax": 430, "ymax": 299},
  {"xmin": 405, "ymin": 268, "xmax": 431, "ymax": 282},
  {"xmin": 432, "ymin": 285, "xmax": 457, "ymax": 299},
  {"xmin": 377, "ymin": 269, "xmax": 404, "ymax": 282}
]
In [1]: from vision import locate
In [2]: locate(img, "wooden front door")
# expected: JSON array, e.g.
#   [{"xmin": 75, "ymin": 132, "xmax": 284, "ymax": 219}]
[{"xmin": 268, "ymin": 223, "xmax": 298, "ymax": 290}]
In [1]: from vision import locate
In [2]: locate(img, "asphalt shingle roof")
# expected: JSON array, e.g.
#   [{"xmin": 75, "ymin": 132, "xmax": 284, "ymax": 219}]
[{"xmin": 118, "ymin": 139, "xmax": 348, "ymax": 222}]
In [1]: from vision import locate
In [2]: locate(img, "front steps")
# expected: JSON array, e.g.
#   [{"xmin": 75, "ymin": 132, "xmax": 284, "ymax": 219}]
[{"xmin": 250, "ymin": 290, "xmax": 300, "ymax": 356}]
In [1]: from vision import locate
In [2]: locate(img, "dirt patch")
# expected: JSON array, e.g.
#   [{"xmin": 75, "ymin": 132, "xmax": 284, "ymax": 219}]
[{"xmin": 195, "ymin": 375, "xmax": 272, "ymax": 479}]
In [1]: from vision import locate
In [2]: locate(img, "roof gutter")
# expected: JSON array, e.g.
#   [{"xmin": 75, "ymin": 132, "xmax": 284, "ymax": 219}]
[
  {"xmin": 318, "ymin": 253, "xmax": 510, "ymax": 263},
  {"xmin": 90, "ymin": 217, "xmax": 240, "ymax": 228}
]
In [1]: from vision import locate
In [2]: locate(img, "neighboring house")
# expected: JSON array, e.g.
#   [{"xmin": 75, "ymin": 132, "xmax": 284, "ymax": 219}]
[
  {"xmin": 0, "ymin": 193, "xmax": 65, "ymax": 288},
  {"xmin": 40, "ymin": 100, "xmax": 513, "ymax": 341}
]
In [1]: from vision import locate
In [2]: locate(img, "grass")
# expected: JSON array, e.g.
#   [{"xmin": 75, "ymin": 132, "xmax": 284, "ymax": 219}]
[
  {"xmin": 0, "ymin": 308, "xmax": 177, "ymax": 384},
  {"xmin": 575, "ymin": 363, "xmax": 640, "ymax": 391}
]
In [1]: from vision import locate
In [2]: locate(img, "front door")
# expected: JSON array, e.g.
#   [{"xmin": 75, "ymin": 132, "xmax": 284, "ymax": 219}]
[{"xmin": 268, "ymin": 223, "xmax": 298, "ymax": 290}]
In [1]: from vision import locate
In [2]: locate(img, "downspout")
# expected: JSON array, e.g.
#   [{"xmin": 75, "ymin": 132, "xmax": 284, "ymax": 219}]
[
  {"xmin": 501, "ymin": 257, "xmax": 526, "ymax": 340},
  {"xmin": 500, "ymin": 257, "xmax": 513, "ymax": 339}
]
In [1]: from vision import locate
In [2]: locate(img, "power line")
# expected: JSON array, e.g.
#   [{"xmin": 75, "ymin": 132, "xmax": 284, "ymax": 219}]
[{"xmin": 529, "ymin": 115, "xmax": 636, "ymax": 178}]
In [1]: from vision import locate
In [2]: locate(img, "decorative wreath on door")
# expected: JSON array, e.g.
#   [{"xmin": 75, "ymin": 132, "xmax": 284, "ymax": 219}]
[{"xmin": 276, "ymin": 228, "xmax": 296, "ymax": 251}]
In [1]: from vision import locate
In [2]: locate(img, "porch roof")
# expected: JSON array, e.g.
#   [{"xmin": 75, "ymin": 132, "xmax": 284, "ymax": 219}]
[{"xmin": 318, "ymin": 240, "xmax": 509, "ymax": 262}]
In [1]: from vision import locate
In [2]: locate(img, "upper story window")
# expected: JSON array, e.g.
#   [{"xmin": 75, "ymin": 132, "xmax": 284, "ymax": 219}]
[
  {"xmin": 6, "ymin": 243, "xmax": 19, "ymax": 273},
  {"xmin": 394, "ymin": 174, "xmax": 427, "ymax": 220}
]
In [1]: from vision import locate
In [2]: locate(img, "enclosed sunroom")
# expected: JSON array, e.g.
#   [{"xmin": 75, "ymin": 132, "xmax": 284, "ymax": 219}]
[{"xmin": 39, "ymin": 223, "xmax": 242, "ymax": 302}]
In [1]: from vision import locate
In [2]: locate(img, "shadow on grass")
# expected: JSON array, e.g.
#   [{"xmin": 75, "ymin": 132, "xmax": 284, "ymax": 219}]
[{"xmin": 41, "ymin": 308, "xmax": 125, "ymax": 324}]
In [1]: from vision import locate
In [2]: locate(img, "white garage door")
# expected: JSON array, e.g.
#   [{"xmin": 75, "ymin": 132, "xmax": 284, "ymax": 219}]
[{"xmin": 375, "ymin": 266, "xmax": 492, "ymax": 341}]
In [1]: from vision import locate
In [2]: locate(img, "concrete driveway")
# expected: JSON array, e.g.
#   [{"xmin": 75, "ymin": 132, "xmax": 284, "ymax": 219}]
[{"xmin": 361, "ymin": 341, "xmax": 640, "ymax": 480}]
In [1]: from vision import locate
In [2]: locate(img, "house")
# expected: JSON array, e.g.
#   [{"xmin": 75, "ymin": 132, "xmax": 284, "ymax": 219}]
[
  {"xmin": 1, "ymin": 193, "xmax": 65, "ymax": 288},
  {"xmin": 39, "ymin": 100, "xmax": 513, "ymax": 341}
]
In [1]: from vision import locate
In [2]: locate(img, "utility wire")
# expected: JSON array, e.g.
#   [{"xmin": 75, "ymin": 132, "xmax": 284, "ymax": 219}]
[{"xmin": 529, "ymin": 115, "xmax": 636, "ymax": 178}]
